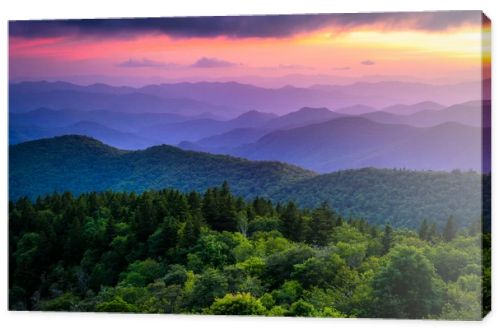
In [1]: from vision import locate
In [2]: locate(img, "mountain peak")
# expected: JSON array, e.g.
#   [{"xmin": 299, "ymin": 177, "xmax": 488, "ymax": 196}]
[
  {"xmin": 19, "ymin": 134, "xmax": 99, "ymax": 144},
  {"xmin": 10, "ymin": 135, "xmax": 315, "ymax": 200},
  {"xmin": 296, "ymin": 106, "xmax": 331, "ymax": 114},
  {"xmin": 382, "ymin": 101, "xmax": 444, "ymax": 114},
  {"xmin": 265, "ymin": 106, "xmax": 339, "ymax": 130},
  {"xmin": 412, "ymin": 101, "xmax": 445, "ymax": 109},
  {"xmin": 229, "ymin": 110, "xmax": 277, "ymax": 127},
  {"xmin": 333, "ymin": 104, "xmax": 375, "ymax": 115},
  {"xmin": 11, "ymin": 135, "xmax": 125, "ymax": 155},
  {"xmin": 234, "ymin": 109, "xmax": 275, "ymax": 120}
]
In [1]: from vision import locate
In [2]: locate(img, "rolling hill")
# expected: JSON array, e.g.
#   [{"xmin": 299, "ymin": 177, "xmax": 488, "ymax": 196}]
[
  {"xmin": 361, "ymin": 122, "xmax": 484, "ymax": 171},
  {"xmin": 9, "ymin": 135, "xmax": 314, "ymax": 201},
  {"xmin": 381, "ymin": 101, "xmax": 445, "ymax": 114},
  {"xmin": 9, "ymin": 135, "xmax": 487, "ymax": 228},
  {"xmin": 10, "ymin": 107, "xmax": 192, "ymax": 132},
  {"xmin": 234, "ymin": 117, "xmax": 484, "ymax": 173},
  {"xmin": 176, "ymin": 107, "xmax": 349, "ymax": 152},
  {"xmin": 9, "ymin": 121, "xmax": 159, "ymax": 150},
  {"xmin": 361, "ymin": 100, "xmax": 488, "ymax": 127},
  {"xmin": 138, "ymin": 110, "xmax": 277, "ymax": 144},
  {"xmin": 178, "ymin": 127, "xmax": 272, "ymax": 153},
  {"xmin": 269, "ymin": 168, "xmax": 485, "ymax": 228},
  {"xmin": 265, "ymin": 107, "xmax": 346, "ymax": 129}
]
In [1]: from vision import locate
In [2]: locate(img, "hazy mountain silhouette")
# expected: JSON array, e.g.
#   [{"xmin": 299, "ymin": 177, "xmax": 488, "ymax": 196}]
[
  {"xmin": 10, "ymin": 121, "xmax": 158, "ymax": 150},
  {"xmin": 381, "ymin": 101, "xmax": 444, "ymax": 114},
  {"xmin": 10, "ymin": 107, "xmax": 192, "ymax": 132},
  {"xmin": 138, "ymin": 80, "xmax": 482, "ymax": 114},
  {"xmin": 9, "ymin": 81, "xmax": 237, "ymax": 116},
  {"xmin": 361, "ymin": 100, "xmax": 487, "ymax": 127},
  {"xmin": 138, "ymin": 110, "xmax": 276, "ymax": 144},
  {"xmin": 176, "ymin": 107, "xmax": 348, "ymax": 151},
  {"xmin": 178, "ymin": 128, "xmax": 272, "ymax": 153},
  {"xmin": 8, "ymin": 81, "xmax": 489, "ymax": 175},
  {"xmin": 234, "ymin": 117, "xmax": 484, "ymax": 172},
  {"xmin": 10, "ymin": 80, "xmax": 482, "ymax": 116},
  {"xmin": 361, "ymin": 122, "xmax": 484, "ymax": 171},
  {"xmin": 265, "ymin": 107, "xmax": 346, "ymax": 129},
  {"xmin": 331, "ymin": 104, "xmax": 376, "ymax": 115}
]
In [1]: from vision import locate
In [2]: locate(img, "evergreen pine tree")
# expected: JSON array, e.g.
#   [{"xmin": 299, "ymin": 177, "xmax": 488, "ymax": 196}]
[
  {"xmin": 443, "ymin": 215, "xmax": 457, "ymax": 242},
  {"xmin": 179, "ymin": 213, "xmax": 202, "ymax": 249},
  {"xmin": 307, "ymin": 201, "xmax": 335, "ymax": 246},
  {"xmin": 418, "ymin": 220, "xmax": 429, "ymax": 241},
  {"xmin": 382, "ymin": 224, "xmax": 393, "ymax": 254},
  {"xmin": 428, "ymin": 222, "xmax": 438, "ymax": 242},
  {"xmin": 280, "ymin": 202, "xmax": 303, "ymax": 242}
]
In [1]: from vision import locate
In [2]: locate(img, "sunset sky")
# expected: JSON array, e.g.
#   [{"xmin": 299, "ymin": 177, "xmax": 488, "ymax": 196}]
[{"xmin": 9, "ymin": 11, "xmax": 490, "ymax": 87}]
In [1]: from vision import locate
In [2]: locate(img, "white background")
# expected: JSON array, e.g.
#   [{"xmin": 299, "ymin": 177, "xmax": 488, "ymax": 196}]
[{"xmin": 0, "ymin": 0, "xmax": 498, "ymax": 333}]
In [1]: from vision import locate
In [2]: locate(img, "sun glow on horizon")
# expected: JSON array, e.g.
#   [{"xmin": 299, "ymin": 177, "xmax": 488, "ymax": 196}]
[{"xmin": 299, "ymin": 28, "xmax": 483, "ymax": 59}]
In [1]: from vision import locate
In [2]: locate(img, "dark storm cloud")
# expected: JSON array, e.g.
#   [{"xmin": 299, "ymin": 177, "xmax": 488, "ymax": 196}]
[{"xmin": 9, "ymin": 11, "xmax": 481, "ymax": 39}]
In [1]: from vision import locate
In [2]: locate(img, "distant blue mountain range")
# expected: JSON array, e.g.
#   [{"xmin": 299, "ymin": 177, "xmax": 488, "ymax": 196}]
[{"xmin": 9, "ymin": 81, "xmax": 490, "ymax": 172}]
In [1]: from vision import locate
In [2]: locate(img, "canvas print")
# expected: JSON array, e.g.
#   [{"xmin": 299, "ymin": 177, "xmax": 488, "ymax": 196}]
[{"xmin": 8, "ymin": 11, "xmax": 491, "ymax": 320}]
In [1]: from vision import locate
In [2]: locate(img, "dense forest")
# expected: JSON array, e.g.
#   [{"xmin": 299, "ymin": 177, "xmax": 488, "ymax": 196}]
[
  {"xmin": 10, "ymin": 135, "xmax": 488, "ymax": 229},
  {"xmin": 272, "ymin": 168, "xmax": 489, "ymax": 229},
  {"xmin": 9, "ymin": 183, "xmax": 490, "ymax": 319}
]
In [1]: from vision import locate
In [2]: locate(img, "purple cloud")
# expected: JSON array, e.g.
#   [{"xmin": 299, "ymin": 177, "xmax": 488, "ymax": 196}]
[
  {"xmin": 117, "ymin": 58, "xmax": 179, "ymax": 69},
  {"xmin": 191, "ymin": 57, "xmax": 238, "ymax": 68},
  {"xmin": 360, "ymin": 60, "xmax": 376, "ymax": 66},
  {"xmin": 332, "ymin": 66, "xmax": 351, "ymax": 71},
  {"xmin": 278, "ymin": 64, "xmax": 315, "ymax": 70},
  {"xmin": 116, "ymin": 57, "xmax": 239, "ymax": 70}
]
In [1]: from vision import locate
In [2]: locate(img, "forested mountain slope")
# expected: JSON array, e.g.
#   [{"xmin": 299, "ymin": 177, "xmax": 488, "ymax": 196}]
[
  {"xmin": 10, "ymin": 136, "xmax": 487, "ymax": 228},
  {"xmin": 270, "ymin": 168, "xmax": 486, "ymax": 228},
  {"xmin": 9, "ymin": 135, "xmax": 314, "ymax": 201}
]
